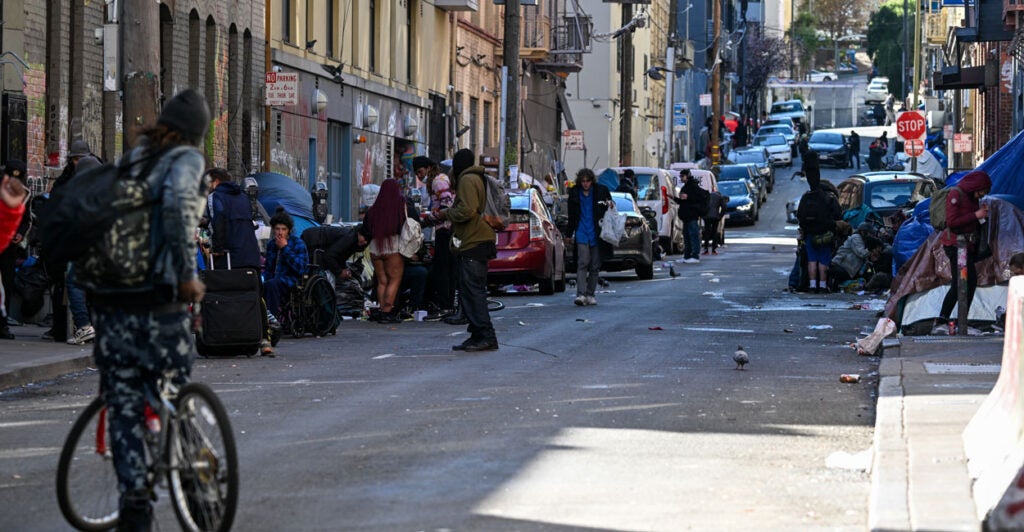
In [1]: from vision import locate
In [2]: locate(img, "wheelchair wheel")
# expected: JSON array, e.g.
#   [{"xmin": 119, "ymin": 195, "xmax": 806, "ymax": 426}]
[{"xmin": 303, "ymin": 275, "xmax": 337, "ymax": 337}]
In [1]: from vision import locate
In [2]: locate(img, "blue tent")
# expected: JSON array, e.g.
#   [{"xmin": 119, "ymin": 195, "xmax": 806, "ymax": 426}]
[{"xmin": 251, "ymin": 172, "xmax": 319, "ymax": 237}]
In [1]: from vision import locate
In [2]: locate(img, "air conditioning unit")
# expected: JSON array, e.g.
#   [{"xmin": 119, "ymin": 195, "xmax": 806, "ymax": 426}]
[{"xmin": 434, "ymin": 0, "xmax": 479, "ymax": 11}]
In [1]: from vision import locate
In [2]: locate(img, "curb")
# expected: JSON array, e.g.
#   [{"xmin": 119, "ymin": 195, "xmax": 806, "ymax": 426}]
[
  {"xmin": 0, "ymin": 354, "xmax": 95, "ymax": 392},
  {"xmin": 869, "ymin": 351, "xmax": 910, "ymax": 532}
]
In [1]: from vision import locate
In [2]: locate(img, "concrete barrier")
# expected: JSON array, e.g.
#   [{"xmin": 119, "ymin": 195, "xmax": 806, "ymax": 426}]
[{"xmin": 963, "ymin": 276, "xmax": 1024, "ymax": 528}]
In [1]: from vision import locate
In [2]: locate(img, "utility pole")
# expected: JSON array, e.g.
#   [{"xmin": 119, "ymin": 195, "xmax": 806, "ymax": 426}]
[
  {"xmin": 619, "ymin": 4, "xmax": 634, "ymax": 166},
  {"xmin": 501, "ymin": 0, "xmax": 521, "ymax": 185},
  {"xmin": 910, "ymin": 0, "xmax": 922, "ymax": 174},
  {"xmin": 711, "ymin": 0, "xmax": 721, "ymax": 165},
  {"xmin": 263, "ymin": 3, "xmax": 272, "ymax": 171},
  {"xmin": 662, "ymin": 42, "xmax": 676, "ymax": 168},
  {"xmin": 902, "ymin": 0, "xmax": 908, "ymax": 102},
  {"xmin": 119, "ymin": 0, "xmax": 161, "ymax": 150}
]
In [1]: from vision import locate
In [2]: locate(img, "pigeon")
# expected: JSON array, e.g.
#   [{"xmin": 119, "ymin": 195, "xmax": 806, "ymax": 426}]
[
  {"xmin": 669, "ymin": 264, "xmax": 680, "ymax": 277},
  {"xmin": 733, "ymin": 346, "xmax": 749, "ymax": 370}
]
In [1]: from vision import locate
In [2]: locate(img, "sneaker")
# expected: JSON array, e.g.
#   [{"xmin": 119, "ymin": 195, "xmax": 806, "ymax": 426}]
[
  {"xmin": 461, "ymin": 337, "xmax": 499, "ymax": 352},
  {"xmin": 585, "ymin": 296, "xmax": 597, "ymax": 306},
  {"xmin": 266, "ymin": 310, "xmax": 280, "ymax": 328},
  {"xmin": 574, "ymin": 295, "xmax": 586, "ymax": 306},
  {"xmin": 685, "ymin": 258, "xmax": 700, "ymax": 264},
  {"xmin": 67, "ymin": 325, "xmax": 95, "ymax": 345},
  {"xmin": 41, "ymin": 329, "xmax": 54, "ymax": 341},
  {"xmin": 930, "ymin": 324, "xmax": 949, "ymax": 336},
  {"xmin": 259, "ymin": 339, "xmax": 275, "ymax": 356},
  {"xmin": 712, "ymin": 250, "xmax": 719, "ymax": 255}
]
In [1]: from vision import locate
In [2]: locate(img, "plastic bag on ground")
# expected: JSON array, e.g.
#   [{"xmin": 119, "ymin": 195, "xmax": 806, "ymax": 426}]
[{"xmin": 856, "ymin": 317, "xmax": 896, "ymax": 355}]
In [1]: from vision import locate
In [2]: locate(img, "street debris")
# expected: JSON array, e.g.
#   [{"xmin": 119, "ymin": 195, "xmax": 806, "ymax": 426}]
[
  {"xmin": 525, "ymin": 303, "xmax": 545, "ymax": 307},
  {"xmin": 783, "ymin": 328, "xmax": 794, "ymax": 333},
  {"xmin": 517, "ymin": 321, "xmax": 527, "ymax": 326},
  {"xmin": 648, "ymin": 326, "xmax": 664, "ymax": 330},
  {"xmin": 708, "ymin": 277, "xmax": 720, "ymax": 283},
  {"xmin": 702, "ymin": 291, "xmax": 722, "ymax": 297},
  {"xmin": 855, "ymin": 317, "xmax": 896, "ymax": 356},
  {"xmin": 575, "ymin": 318, "xmax": 591, "ymax": 323},
  {"xmin": 840, "ymin": 374, "xmax": 861, "ymax": 383},
  {"xmin": 807, "ymin": 324, "xmax": 833, "ymax": 330},
  {"xmin": 825, "ymin": 449, "xmax": 872, "ymax": 471}
]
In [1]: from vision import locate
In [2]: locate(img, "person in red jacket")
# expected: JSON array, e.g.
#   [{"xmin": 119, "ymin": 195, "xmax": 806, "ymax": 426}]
[
  {"xmin": 933, "ymin": 170, "xmax": 991, "ymax": 335},
  {"xmin": 0, "ymin": 160, "xmax": 28, "ymax": 340}
]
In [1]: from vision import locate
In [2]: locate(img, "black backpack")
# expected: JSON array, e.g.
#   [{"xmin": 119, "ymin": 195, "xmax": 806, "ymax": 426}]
[{"xmin": 39, "ymin": 148, "xmax": 187, "ymax": 292}]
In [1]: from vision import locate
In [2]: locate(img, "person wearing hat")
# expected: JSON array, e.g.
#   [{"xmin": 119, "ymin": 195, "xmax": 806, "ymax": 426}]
[
  {"xmin": 0, "ymin": 160, "xmax": 28, "ymax": 340},
  {"xmin": 87, "ymin": 89, "xmax": 211, "ymax": 531},
  {"xmin": 52, "ymin": 139, "xmax": 100, "ymax": 191},
  {"xmin": 413, "ymin": 155, "xmax": 457, "ymax": 315},
  {"xmin": 795, "ymin": 155, "xmax": 843, "ymax": 293}
]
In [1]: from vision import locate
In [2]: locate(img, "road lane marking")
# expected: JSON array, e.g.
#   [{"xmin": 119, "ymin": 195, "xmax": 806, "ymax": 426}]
[{"xmin": 683, "ymin": 327, "xmax": 755, "ymax": 333}]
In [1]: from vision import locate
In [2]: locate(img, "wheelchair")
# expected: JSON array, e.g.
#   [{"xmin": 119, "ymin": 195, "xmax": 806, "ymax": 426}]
[{"xmin": 280, "ymin": 265, "xmax": 338, "ymax": 338}]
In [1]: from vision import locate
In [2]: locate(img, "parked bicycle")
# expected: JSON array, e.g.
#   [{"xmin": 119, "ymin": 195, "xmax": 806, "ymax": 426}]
[{"xmin": 56, "ymin": 370, "xmax": 238, "ymax": 532}]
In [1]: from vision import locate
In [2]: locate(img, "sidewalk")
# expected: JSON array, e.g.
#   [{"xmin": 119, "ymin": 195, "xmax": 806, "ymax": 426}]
[
  {"xmin": 0, "ymin": 323, "xmax": 95, "ymax": 391},
  {"xmin": 870, "ymin": 334, "xmax": 1004, "ymax": 531}
]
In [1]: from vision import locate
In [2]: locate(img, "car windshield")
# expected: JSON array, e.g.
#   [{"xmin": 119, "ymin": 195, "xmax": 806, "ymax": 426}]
[
  {"xmin": 613, "ymin": 195, "xmax": 638, "ymax": 213},
  {"xmin": 718, "ymin": 181, "xmax": 749, "ymax": 196},
  {"xmin": 771, "ymin": 102, "xmax": 802, "ymax": 113},
  {"xmin": 810, "ymin": 132, "xmax": 843, "ymax": 144},
  {"xmin": 754, "ymin": 135, "xmax": 786, "ymax": 146},
  {"xmin": 717, "ymin": 166, "xmax": 750, "ymax": 180},
  {"xmin": 866, "ymin": 181, "xmax": 926, "ymax": 209},
  {"xmin": 732, "ymin": 151, "xmax": 766, "ymax": 164},
  {"xmin": 760, "ymin": 126, "xmax": 791, "ymax": 136}
]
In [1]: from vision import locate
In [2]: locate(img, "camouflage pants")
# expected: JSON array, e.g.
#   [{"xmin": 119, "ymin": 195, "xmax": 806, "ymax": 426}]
[{"xmin": 92, "ymin": 306, "xmax": 193, "ymax": 495}]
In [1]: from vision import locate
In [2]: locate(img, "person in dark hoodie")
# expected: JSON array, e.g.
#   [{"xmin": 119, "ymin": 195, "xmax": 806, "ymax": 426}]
[
  {"xmin": 796, "ymin": 153, "xmax": 843, "ymax": 293},
  {"xmin": 435, "ymin": 148, "xmax": 498, "ymax": 352},
  {"xmin": 204, "ymin": 168, "xmax": 261, "ymax": 270},
  {"xmin": 672, "ymin": 169, "xmax": 709, "ymax": 263},
  {"xmin": 933, "ymin": 170, "xmax": 992, "ymax": 335}
]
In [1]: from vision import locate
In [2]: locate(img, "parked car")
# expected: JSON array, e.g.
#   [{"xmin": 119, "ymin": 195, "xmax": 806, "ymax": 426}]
[
  {"xmin": 564, "ymin": 192, "xmax": 655, "ymax": 279},
  {"xmin": 755, "ymin": 124, "xmax": 797, "ymax": 156},
  {"xmin": 716, "ymin": 164, "xmax": 766, "ymax": 206},
  {"xmin": 768, "ymin": 99, "xmax": 807, "ymax": 126},
  {"xmin": 752, "ymin": 133, "xmax": 793, "ymax": 167},
  {"xmin": 807, "ymin": 131, "xmax": 850, "ymax": 168},
  {"xmin": 720, "ymin": 179, "xmax": 759, "ymax": 225},
  {"xmin": 488, "ymin": 188, "xmax": 566, "ymax": 294},
  {"xmin": 730, "ymin": 147, "xmax": 775, "ymax": 193},
  {"xmin": 835, "ymin": 172, "xmax": 938, "ymax": 226},
  {"xmin": 808, "ymin": 69, "xmax": 837, "ymax": 82},
  {"xmin": 761, "ymin": 117, "xmax": 796, "ymax": 130},
  {"xmin": 865, "ymin": 76, "xmax": 890, "ymax": 105},
  {"xmin": 596, "ymin": 167, "xmax": 679, "ymax": 257}
]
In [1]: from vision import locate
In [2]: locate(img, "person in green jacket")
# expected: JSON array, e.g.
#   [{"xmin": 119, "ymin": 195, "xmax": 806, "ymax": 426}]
[{"xmin": 439, "ymin": 148, "xmax": 499, "ymax": 352}]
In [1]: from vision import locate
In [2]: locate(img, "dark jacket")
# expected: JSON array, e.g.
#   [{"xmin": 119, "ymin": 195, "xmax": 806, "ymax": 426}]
[
  {"xmin": 796, "ymin": 187, "xmax": 843, "ymax": 236},
  {"xmin": 566, "ymin": 183, "xmax": 612, "ymax": 241},
  {"xmin": 673, "ymin": 179, "xmax": 709, "ymax": 223},
  {"xmin": 704, "ymin": 191, "xmax": 728, "ymax": 222},
  {"xmin": 302, "ymin": 225, "xmax": 361, "ymax": 275},
  {"xmin": 210, "ymin": 182, "xmax": 261, "ymax": 269}
]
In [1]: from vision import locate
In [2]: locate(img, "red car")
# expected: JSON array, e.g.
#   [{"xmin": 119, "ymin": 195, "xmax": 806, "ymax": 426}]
[{"xmin": 488, "ymin": 188, "xmax": 566, "ymax": 295}]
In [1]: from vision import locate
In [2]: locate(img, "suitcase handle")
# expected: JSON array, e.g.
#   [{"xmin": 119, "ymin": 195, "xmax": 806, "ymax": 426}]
[{"xmin": 210, "ymin": 251, "xmax": 231, "ymax": 270}]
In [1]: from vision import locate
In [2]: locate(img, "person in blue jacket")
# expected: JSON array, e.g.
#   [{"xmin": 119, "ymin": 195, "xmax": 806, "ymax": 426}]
[
  {"xmin": 205, "ymin": 168, "xmax": 261, "ymax": 270},
  {"xmin": 263, "ymin": 207, "xmax": 308, "ymax": 321}
]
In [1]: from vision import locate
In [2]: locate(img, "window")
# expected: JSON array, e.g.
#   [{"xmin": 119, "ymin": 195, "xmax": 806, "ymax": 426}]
[
  {"xmin": 482, "ymin": 101, "xmax": 492, "ymax": 148},
  {"xmin": 188, "ymin": 11, "xmax": 200, "ymax": 87},
  {"xmin": 282, "ymin": 0, "xmax": 292, "ymax": 43},
  {"xmin": 469, "ymin": 97, "xmax": 479, "ymax": 151},
  {"xmin": 369, "ymin": 0, "xmax": 376, "ymax": 72},
  {"xmin": 326, "ymin": 0, "xmax": 335, "ymax": 56},
  {"xmin": 205, "ymin": 17, "xmax": 218, "ymax": 112}
]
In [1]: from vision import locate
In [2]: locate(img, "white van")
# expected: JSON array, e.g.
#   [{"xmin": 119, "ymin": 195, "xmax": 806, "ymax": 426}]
[
  {"xmin": 596, "ymin": 167, "xmax": 680, "ymax": 255},
  {"xmin": 768, "ymin": 99, "xmax": 807, "ymax": 127}
]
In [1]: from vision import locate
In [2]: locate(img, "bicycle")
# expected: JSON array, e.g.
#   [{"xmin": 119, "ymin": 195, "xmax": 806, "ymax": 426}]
[{"xmin": 56, "ymin": 372, "xmax": 239, "ymax": 532}]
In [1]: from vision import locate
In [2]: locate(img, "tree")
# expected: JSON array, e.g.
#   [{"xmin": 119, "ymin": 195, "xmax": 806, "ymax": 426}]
[
  {"xmin": 867, "ymin": 1, "xmax": 912, "ymax": 98},
  {"xmin": 792, "ymin": 11, "xmax": 820, "ymax": 76},
  {"xmin": 742, "ymin": 28, "xmax": 789, "ymax": 120},
  {"xmin": 815, "ymin": 0, "xmax": 864, "ymax": 70}
]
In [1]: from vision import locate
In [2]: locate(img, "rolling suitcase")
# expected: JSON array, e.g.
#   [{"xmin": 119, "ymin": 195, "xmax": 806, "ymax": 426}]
[{"xmin": 196, "ymin": 253, "xmax": 263, "ymax": 357}]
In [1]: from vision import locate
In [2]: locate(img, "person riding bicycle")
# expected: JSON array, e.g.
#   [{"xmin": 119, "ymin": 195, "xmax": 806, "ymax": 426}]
[{"xmin": 89, "ymin": 89, "xmax": 210, "ymax": 531}]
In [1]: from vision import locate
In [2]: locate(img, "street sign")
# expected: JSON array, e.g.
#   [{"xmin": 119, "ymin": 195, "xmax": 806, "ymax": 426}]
[
  {"xmin": 954, "ymin": 133, "xmax": 973, "ymax": 153},
  {"xmin": 699, "ymin": 93, "xmax": 712, "ymax": 107},
  {"xmin": 265, "ymin": 72, "xmax": 299, "ymax": 106},
  {"xmin": 562, "ymin": 129, "xmax": 584, "ymax": 151},
  {"xmin": 896, "ymin": 111, "xmax": 926, "ymax": 142},
  {"xmin": 943, "ymin": 124, "xmax": 953, "ymax": 140},
  {"xmin": 904, "ymin": 139, "xmax": 924, "ymax": 157}
]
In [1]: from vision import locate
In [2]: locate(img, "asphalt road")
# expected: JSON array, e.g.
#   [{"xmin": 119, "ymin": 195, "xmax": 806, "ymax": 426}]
[{"xmin": 0, "ymin": 161, "xmax": 884, "ymax": 531}]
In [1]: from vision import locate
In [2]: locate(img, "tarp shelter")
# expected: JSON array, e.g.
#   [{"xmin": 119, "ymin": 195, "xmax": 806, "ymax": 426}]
[
  {"xmin": 885, "ymin": 198, "xmax": 1023, "ymax": 333},
  {"xmin": 894, "ymin": 150, "xmax": 946, "ymax": 182},
  {"xmin": 251, "ymin": 172, "xmax": 319, "ymax": 238}
]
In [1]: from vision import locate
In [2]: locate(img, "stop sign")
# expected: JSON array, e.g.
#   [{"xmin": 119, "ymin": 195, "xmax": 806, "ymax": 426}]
[
  {"xmin": 896, "ymin": 111, "xmax": 926, "ymax": 141},
  {"xmin": 904, "ymin": 139, "xmax": 924, "ymax": 157}
]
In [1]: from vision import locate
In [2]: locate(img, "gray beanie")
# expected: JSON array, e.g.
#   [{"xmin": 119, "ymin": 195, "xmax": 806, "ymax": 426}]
[
  {"xmin": 69, "ymin": 139, "xmax": 91, "ymax": 158},
  {"xmin": 158, "ymin": 89, "xmax": 211, "ymax": 144}
]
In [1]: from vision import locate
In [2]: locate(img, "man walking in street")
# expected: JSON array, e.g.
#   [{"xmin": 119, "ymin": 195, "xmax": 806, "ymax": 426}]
[
  {"xmin": 439, "ymin": 148, "xmax": 498, "ymax": 352},
  {"xmin": 848, "ymin": 130, "xmax": 861, "ymax": 169},
  {"xmin": 673, "ymin": 169, "xmax": 709, "ymax": 263},
  {"xmin": 566, "ymin": 168, "xmax": 611, "ymax": 306}
]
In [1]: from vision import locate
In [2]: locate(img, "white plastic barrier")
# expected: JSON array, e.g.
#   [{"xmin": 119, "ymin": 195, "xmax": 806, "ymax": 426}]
[{"xmin": 963, "ymin": 276, "xmax": 1024, "ymax": 529}]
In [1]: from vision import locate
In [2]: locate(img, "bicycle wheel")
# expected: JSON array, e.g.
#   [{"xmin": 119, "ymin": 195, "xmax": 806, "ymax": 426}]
[
  {"xmin": 167, "ymin": 382, "xmax": 238, "ymax": 532},
  {"xmin": 304, "ymin": 275, "xmax": 337, "ymax": 337},
  {"xmin": 56, "ymin": 396, "xmax": 120, "ymax": 531}
]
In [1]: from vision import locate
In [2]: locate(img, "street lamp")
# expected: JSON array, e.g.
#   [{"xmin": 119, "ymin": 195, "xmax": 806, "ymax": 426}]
[{"xmin": 645, "ymin": 66, "xmax": 672, "ymax": 81}]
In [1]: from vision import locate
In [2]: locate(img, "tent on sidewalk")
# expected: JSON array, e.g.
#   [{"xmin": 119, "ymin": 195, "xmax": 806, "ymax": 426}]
[
  {"xmin": 884, "ymin": 198, "xmax": 1022, "ymax": 333},
  {"xmin": 250, "ymin": 172, "xmax": 320, "ymax": 238}
]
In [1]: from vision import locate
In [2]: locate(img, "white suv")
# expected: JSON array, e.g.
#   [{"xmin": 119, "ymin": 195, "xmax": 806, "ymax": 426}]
[
  {"xmin": 865, "ymin": 77, "xmax": 889, "ymax": 104},
  {"xmin": 768, "ymin": 99, "xmax": 807, "ymax": 127}
]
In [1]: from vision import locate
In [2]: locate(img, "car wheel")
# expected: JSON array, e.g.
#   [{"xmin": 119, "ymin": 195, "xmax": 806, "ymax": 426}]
[
  {"xmin": 539, "ymin": 274, "xmax": 556, "ymax": 295},
  {"xmin": 635, "ymin": 262, "xmax": 654, "ymax": 280}
]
